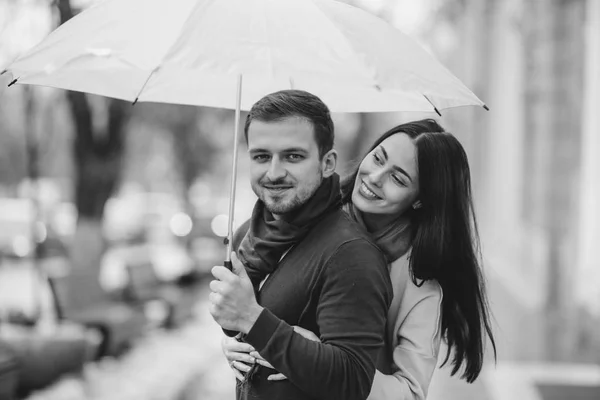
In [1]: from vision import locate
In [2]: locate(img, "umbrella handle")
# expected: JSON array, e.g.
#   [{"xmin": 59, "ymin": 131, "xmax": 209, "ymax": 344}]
[{"xmin": 222, "ymin": 259, "xmax": 239, "ymax": 336}]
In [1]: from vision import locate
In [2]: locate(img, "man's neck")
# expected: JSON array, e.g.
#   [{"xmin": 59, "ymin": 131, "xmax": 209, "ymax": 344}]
[{"xmin": 272, "ymin": 213, "xmax": 283, "ymax": 221}]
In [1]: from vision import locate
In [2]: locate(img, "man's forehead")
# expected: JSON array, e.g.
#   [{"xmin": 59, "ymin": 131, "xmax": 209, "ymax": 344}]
[{"xmin": 247, "ymin": 117, "xmax": 317, "ymax": 150}]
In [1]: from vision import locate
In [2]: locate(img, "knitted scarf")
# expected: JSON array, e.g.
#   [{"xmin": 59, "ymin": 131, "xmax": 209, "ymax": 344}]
[
  {"xmin": 345, "ymin": 203, "xmax": 413, "ymax": 263},
  {"xmin": 238, "ymin": 173, "xmax": 342, "ymax": 288}
]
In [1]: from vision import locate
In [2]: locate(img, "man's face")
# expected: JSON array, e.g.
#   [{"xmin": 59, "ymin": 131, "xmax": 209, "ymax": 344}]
[{"xmin": 247, "ymin": 117, "xmax": 324, "ymax": 216}]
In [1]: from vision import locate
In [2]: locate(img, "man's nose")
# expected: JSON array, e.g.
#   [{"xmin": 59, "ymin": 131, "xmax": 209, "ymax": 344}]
[{"xmin": 266, "ymin": 158, "xmax": 286, "ymax": 181}]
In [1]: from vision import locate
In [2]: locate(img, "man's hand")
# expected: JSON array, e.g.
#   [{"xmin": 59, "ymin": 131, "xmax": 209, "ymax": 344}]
[
  {"xmin": 221, "ymin": 335, "xmax": 256, "ymax": 382},
  {"xmin": 209, "ymin": 252, "xmax": 263, "ymax": 334},
  {"xmin": 251, "ymin": 326, "xmax": 321, "ymax": 381}
]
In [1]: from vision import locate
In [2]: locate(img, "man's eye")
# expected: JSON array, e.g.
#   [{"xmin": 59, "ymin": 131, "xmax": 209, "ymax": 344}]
[
  {"xmin": 253, "ymin": 154, "xmax": 270, "ymax": 162},
  {"xmin": 286, "ymin": 154, "xmax": 304, "ymax": 161}
]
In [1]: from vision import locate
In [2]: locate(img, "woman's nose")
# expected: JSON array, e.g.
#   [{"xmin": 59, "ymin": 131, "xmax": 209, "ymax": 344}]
[{"xmin": 367, "ymin": 170, "xmax": 384, "ymax": 187}]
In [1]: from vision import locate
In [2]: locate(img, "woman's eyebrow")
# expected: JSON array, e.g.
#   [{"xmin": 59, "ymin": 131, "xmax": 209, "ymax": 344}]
[{"xmin": 380, "ymin": 145, "xmax": 412, "ymax": 182}]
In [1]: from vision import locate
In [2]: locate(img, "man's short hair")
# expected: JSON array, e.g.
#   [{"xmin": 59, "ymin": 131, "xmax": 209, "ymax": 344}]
[{"xmin": 244, "ymin": 90, "xmax": 334, "ymax": 158}]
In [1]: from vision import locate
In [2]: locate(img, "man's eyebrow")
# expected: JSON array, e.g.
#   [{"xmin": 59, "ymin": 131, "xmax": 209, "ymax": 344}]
[
  {"xmin": 249, "ymin": 148, "xmax": 309, "ymax": 154},
  {"xmin": 282, "ymin": 148, "xmax": 309, "ymax": 154},
  {"xmin": 249, "ymin": 148, "xmax": 269, "ymax": 154},
  {"xmin": 380, "ymin": 145, "xmax": 413, "ymax": 182}
]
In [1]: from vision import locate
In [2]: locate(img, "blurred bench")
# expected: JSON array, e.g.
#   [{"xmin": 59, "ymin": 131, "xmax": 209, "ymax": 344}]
[
  {"xmin": 47, "ymin": 272, "xmax": 147, "ymax": 358},
  {"xmin": 123, "ymin": 262, "xmax": 200, "ymax": 328},
  {"xmin": 0, "ymin": 324, "xmax": 99, "ymax": 398},
  {"xmin": 0, "ymin": 341, "xmax": 18, "ymax": 400}
]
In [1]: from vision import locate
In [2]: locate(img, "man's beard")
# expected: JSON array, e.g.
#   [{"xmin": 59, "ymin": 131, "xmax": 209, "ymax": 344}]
[{"xmin": 253, "ymin": 172, "xmax": 323, "ymax": 215}]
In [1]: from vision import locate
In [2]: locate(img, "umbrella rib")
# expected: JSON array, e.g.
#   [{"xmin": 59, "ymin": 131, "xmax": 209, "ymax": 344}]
[
  {"xmin": 422, "ymin": 94, "xmax": 442, "ymax": 116},
  {"xmin": 145, "ymin": 0, "xmax": 214, "ymax": 85},
  {"xmin": 309, "ymin": 0, "xmax": 384, "ymax": 89},
  {"xmin": 129, "ymin": 0, "xmax": 213, "ymax": 105},
  {"xmin": 132, "ymin": 67, "xmax": 158, "ymax": 105}
]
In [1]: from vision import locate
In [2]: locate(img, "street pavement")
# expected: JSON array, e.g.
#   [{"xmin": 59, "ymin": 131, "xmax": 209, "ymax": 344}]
[
  {"xmin": 1, "ymin": 259, "xmax": 536, "ymax": 400},
  {"xmin": 190, "ymin": 257, "xmax": 544, "ymax": 400}
]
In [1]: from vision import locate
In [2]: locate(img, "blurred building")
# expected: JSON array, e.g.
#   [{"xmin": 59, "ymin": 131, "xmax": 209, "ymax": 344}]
[{"xmin": 435, "ymin": 0, "xmax": 600, "ymax": 365}]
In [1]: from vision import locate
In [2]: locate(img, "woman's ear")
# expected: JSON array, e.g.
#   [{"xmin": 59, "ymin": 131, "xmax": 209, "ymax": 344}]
[
  {"xmin": 321, "ymin": 149, "xmax": 338, "ymax": 178},
  {"xmin": 412, "ymin": 200, "xmax": 422, "ymax": 210}
]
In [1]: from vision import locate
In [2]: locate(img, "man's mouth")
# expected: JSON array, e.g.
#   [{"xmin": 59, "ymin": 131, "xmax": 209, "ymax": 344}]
[
  {"xmin": 263, "ymin": 184, "xmax": 293, "ymax": 193},
  {"xmin": 358, "ymin": 181, "xmax": 382, "ymax": 200}
]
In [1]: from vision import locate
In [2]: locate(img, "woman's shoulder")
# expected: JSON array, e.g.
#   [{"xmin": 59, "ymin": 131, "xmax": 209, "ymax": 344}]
[
  {"xmin": 389, "ymin": 254, "xmax": 443, "ymax": 305},
  {"xmin": 408, "ymin": 277, "xmax": 442, "ymax": 302}
]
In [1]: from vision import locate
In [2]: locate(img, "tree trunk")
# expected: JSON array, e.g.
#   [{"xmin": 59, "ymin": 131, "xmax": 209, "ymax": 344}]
[
  {"xmin": 57, "ymin": 0, "xmax": 131, "ymax": 310},
  {"xmin": 523, "ymin": 0, "xmax": 585, "ymax": 362}
]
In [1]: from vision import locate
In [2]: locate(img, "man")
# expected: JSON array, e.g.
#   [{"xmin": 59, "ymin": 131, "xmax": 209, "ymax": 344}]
[{"xmin": 209, "ymin": 90, "xmax": 392, "ymax": 400}]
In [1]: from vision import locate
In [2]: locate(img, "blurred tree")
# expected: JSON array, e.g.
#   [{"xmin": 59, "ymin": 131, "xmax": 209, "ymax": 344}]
[
  {"xmin": 431, "ymin": 0, "xmax": 589, "ymax": 364},
  {"xmin": 525, "ymin": 0, "xmax": 585, "ymax": 362},
  {"xmin": 55, "ymin": 0, "xmax": 132, "ymax": 307},
  {"xmin": 0, "ymin": 90, "xmax": 27, "ymax": 188},
  {"xmin": 132, "ymin": 104, "xmax": 217, "ymax": 201},
  {"xmin": 170, "ymin": 107, "xmax": 216, "ymax": 204},
  {"xmin": 124, "ymin": 103, "xmax": 219, "ymax": 243},
  {"xmin": 342, "ymin": 0, "xmax": 387, "ymax": 163}
]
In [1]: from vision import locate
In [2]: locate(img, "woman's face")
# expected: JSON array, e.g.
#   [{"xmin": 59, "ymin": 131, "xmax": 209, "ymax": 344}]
[{"xmin": 352, "ymin": 133, "xmax": 420, "ymax": 216}]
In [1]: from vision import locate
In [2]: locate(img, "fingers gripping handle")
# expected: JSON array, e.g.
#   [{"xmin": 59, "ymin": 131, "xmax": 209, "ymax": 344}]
[{"xmin": 222, "ymin": 259, "xmax": 239, "ymax": 337}]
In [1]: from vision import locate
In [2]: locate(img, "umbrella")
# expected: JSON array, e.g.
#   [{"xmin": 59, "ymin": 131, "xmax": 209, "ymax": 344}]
[{"xmin": 2, "ymin": 0, "xmax": 488, "ymax": 263}]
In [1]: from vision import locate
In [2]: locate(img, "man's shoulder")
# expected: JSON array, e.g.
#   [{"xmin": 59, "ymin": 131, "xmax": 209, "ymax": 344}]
[
  {"xmin": 310, "ymin": 209, "xmax": 383, "ymax": 259},
  {"xmin": 315, "ymin": 209, "xmax": 371, "ymax": 239}
]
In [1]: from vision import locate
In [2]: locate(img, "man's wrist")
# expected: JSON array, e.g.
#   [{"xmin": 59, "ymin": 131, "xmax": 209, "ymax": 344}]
[{"xmin": 240, "ymin": 304, "xmax": 264, "ymax": 334}]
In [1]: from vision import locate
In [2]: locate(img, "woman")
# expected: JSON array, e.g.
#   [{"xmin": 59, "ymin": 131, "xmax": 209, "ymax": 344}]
[{"xmin": 222, "ymin": 119, "xmax": 496, "ymax": 399}]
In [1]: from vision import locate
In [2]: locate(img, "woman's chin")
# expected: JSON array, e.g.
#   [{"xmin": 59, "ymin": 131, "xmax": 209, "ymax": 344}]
[{"xmin": 351, "ymin": 193, "xmax": 371, "ymax": 213}]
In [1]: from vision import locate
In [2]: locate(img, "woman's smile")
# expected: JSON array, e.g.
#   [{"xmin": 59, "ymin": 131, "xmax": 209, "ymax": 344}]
[{"xmin": 358, "ymin": 181, "xmax": 382, "ymax": 200}]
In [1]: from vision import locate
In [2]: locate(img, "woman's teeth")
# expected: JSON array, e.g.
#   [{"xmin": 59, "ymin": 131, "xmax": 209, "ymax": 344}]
[{"xmin": 360, "ymin": 182, "xmax": 380, "ymax": 200}]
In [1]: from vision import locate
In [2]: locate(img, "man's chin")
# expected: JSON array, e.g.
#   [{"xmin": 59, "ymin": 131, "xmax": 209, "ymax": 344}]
[
  {"xmin": 264, "ymin": 201, "xmax": 296, "ymax": 215},
  {"xmin": 263, "ymin": 195, "xmax": 305, "ymax": 215}
]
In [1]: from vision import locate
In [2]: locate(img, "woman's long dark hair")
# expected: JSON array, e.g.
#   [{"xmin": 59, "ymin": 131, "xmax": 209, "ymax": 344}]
[{"xmin": 341, "ymin": 119, "xmax": 496, "ymax": 383}]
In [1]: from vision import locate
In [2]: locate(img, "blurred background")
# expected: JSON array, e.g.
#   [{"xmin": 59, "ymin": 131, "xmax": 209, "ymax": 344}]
[{"xmin": 0, "ymin": 0, "xmax": 599, "ymax": 399}]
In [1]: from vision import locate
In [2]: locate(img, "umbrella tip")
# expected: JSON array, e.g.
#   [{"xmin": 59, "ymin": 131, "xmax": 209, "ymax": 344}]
[
  {"xmin": 7, "ymin": 78, "xmax": 18, "ymax": 87},
  {"xmin": 0, "ymin": 70, "xmax": 6, "ymax": 75},
  {"xmin": 132, "ymin": 97, "xmax": 139, "ymax": 106},
  {"xmin": 422, "ymin": 93, "xmax": 441, "ymax": 116},
  {"xmin": 483, "ymin": 104, "xmax": 490, "ymax": 111}
]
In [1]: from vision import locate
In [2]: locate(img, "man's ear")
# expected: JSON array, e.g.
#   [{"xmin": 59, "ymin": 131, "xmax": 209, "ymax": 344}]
[{"xmin": 321, "ymin": 149, "xmax": 337, "ymax": 178}]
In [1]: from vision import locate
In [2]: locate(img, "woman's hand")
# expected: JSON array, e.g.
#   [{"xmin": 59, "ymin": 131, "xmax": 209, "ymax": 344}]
[
  {"xmin": 221, "ymin": 335, "xmax": 256, "ymax": 381},
  {"xmin": 250, "ymin": 326, "xmax": 321, "ymax": 381}
]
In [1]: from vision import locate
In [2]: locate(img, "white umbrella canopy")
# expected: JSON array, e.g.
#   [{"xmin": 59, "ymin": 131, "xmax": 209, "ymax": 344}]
[
  {"xmin": 3, "ymin": 0, "xmax": 487, "ymax": 263},
  {"xmin": 4, "ymin": 0, "xmax": 486, "ymax": 113}
]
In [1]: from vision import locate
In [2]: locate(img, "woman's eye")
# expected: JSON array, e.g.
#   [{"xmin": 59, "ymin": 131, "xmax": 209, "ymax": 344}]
[
  {"xmin": 373, "ymin": 153, "xmax": 383, "ymax": 165},
  {"xmin": 392, "ymin": 174, "xmax": 406, "ymax": 187}
]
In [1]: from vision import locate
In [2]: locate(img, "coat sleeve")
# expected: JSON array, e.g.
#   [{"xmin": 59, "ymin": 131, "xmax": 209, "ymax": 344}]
[
  {"xmin": 367, "ymin": 283, "xmax": 443, "ymax": 400},
  {"xmin": 244, "ymin": 239, "xmax": 393, "ymax": 400}
]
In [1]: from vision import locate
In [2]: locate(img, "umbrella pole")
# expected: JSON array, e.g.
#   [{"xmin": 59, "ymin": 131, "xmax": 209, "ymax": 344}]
[{"xmin": 224, "ymin": 75, "xmax": 243, "ymax": 270}]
